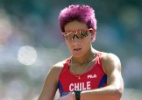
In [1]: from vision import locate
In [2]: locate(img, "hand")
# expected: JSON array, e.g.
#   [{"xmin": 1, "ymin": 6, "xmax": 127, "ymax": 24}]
[{"xmin": 57, "ymin": 92, "xmax": 75, "ymax": 100}]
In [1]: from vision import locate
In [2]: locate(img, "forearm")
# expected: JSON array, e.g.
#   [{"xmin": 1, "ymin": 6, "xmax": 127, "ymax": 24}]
[{"xmin": 80, "ymin": 85, "xmax": 123, "ymax": 100}]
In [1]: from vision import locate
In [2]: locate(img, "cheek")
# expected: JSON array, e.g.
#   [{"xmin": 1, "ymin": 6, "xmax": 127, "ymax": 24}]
[
  {"xmin": 65, "ymin": 40, "xmax": 72, "ymax": 49},
  {"xmin": 81, "ymin": 39, "xmax": 91, "ymax": 49},
  {"xmin": 84, "ymin": 40, "xmax": 91, "ymax": 46},
  {"xmin": 84, "ymin": 35, "xmax": 92, "ymax": 43}
]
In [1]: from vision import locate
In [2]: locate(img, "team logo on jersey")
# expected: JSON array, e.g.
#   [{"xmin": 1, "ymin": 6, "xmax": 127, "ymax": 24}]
[{"xmin": 87, "ymin": 74, "xmax": 97, "ymax": 79}]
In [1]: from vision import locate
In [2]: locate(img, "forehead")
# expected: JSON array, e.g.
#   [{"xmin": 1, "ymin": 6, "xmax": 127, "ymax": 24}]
[{"xmin": 64, "ymin": 20, "xmax": 88, "ymax": 31}]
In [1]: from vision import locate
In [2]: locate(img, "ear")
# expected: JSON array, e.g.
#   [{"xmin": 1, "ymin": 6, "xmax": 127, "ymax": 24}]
[
  {"xmin": 91, "ymin": 32, "xmax": 96, "ymax": 42},
  {"xmin": 91, "ymin": 33, "xmax": 94, "ymax": 38}
]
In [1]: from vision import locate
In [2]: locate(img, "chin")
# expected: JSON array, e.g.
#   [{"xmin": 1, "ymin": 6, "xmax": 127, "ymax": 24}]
[{"xmin": 72, "ymin": 53, "xmax": 83, "ymax": 58}]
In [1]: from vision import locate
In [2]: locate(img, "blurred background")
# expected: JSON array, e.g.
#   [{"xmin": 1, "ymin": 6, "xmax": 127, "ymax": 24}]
[{"xmin": 0, "ymin": 0, "xmax": 142, "ymax": 100}]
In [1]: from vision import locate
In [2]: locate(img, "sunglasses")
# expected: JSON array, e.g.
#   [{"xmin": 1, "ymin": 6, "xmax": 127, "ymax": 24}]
[{"xmin": 62, "ymin": 28, "xmax": 95, "ymax": 40}]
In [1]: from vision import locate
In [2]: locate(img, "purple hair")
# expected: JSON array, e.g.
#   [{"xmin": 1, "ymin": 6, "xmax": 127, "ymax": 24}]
[{"xmin": 58, "ymin": 4, "xmax": 97, "ymax": 32}]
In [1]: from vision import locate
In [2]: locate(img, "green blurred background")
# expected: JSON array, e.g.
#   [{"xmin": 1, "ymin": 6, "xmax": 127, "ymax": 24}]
[{"xmin": 0, "ymin": 0, "xmax": 142, "ymax": 100}]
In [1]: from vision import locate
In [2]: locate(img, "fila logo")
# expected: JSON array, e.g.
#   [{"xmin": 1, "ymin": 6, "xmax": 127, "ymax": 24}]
[{"xmin": 87, "ymin": 74, "xmax": 97, "ymax": 79}]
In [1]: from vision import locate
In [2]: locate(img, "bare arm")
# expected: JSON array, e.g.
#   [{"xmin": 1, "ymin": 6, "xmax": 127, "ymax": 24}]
[
  {"xmin": 38, "ymin": 65, "xmax": 62, "ymax": 100},
  {"xmin": 80, "ymin": 53, "xmax": 124, "ymax": 100},
  {"xmin": 59, "ymin": 53, "xmax": 124, "ymax": 100}
]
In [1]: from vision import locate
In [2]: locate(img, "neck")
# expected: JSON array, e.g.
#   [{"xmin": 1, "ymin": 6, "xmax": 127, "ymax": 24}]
[{"xmin": 71, "ymin": 48, "xmax": 98, "ymax": 65}]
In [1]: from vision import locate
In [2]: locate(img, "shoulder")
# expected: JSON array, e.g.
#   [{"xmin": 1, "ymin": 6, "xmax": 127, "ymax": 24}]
[
  {"xmin": 52, "ymin": 60, "xmax": 66, "ymax": 72},
  {"xmin": 47, "ymin": 59, "xmax": 68, "ymax": 81},
  {"xmin": 100, "ymin": 52, "xmax": 120, "ymax": 63},
  {"xmin": 100, "ymin": 52, "xmax": 121, "ymax": 74}
]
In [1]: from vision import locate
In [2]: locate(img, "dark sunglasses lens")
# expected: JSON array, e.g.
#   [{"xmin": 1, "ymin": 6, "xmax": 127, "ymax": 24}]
[{"xmin": 80, "ymin": 31, "xmax": 88, "ymax": 38}]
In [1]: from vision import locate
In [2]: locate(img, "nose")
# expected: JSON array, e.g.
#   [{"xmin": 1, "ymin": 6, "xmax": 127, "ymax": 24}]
[
  {"xmin": 72, "ymin": 35, "xmax": 80, "ymax": 43},
  {"xmin": 73, "ymin": 34, "xmax": 79, "ymax": 39}
]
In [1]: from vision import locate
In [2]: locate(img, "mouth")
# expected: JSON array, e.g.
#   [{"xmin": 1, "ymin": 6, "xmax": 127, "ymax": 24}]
[{"xmin": 73, "ymin": 48, "xmax": 81, "ymax": 51}]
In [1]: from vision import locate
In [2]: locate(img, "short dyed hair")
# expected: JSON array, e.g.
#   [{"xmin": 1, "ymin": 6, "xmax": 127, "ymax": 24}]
[{"xmin": 58, "ymin": 4, "xmax": 97, "ymax": 33}]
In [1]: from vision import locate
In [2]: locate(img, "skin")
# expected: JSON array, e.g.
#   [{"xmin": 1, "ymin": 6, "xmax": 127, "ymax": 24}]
[{"xmin": 38, "ymin": 21, "xmax": 124, "ymax": 100}]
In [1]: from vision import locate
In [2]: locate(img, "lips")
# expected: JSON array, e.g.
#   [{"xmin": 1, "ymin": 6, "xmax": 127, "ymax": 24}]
[{"xmin": 73, "ymin": 48, "xmax": 81, "ymax": 51}]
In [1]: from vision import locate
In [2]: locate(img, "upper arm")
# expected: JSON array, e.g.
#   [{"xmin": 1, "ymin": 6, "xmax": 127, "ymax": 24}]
[
  {"xmin": 102, "ymin": 53, "xmax": 124, "ymax": 92},
  {"xmin": 38, "ymin": 65, "xmax": 62, "ymax": 100}
]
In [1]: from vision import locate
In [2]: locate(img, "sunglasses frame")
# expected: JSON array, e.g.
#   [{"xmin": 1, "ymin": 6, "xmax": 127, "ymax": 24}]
[{"xmin": 62, "ymin": 28, "xmax": 96, "ymax": 40}]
